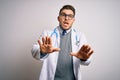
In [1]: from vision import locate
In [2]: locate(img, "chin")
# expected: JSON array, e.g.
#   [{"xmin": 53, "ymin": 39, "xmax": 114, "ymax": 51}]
[
  {"xmin": 60, "ymin": 24, "xmax": 71, "ymax": 30},
  {"xmin": 63, "ymin": 27, "xmax": 69, "ymax": 30},
  {"xmin": 63, "ymin": 26, "xmax": 70, "ymax": 30}
]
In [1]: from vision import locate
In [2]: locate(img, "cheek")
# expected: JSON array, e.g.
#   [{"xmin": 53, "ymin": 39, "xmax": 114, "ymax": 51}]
[
  {"xmin": 58, "ymin": 18, "xmax": 63, "ymax": 23},
  {"xmin": 69, "ymin": 21, "xmax": 74, "ymax": 26}
]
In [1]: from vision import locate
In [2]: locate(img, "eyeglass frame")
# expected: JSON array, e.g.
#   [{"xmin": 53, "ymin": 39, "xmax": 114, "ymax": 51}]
[{"xmin": 59, "ymin": 12, "xmax": 75, "ymax": 20}]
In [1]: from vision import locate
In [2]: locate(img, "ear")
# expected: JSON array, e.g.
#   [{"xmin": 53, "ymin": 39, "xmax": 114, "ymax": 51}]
[{"xmin": 57, "ymin": 16, "xmax": 60, "ymax": 22}]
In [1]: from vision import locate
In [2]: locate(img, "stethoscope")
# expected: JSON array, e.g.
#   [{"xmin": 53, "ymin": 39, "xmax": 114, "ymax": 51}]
[{"xmin": 50, "ymin": 28, "xmax": 80, "ymax": 46}]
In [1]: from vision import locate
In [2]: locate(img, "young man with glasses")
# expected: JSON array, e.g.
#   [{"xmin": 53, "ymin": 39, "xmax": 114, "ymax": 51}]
[{"xmin": 31, "ymin": 5, "xmax": 94, "ymax": 80}]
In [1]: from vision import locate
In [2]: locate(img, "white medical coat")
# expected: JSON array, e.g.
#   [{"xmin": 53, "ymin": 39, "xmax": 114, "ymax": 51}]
[{"xmin": 31, "ymin": 26, "xmax": 91, "ymax": 80}]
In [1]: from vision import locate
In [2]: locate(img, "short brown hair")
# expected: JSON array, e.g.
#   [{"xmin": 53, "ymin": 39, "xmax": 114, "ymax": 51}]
[{"xmin": 59, "ymin": 5, "xmax": 75, "ymax": 16}]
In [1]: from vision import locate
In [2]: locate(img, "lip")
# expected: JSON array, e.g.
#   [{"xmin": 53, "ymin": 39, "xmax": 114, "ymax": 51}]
[{"xmin": 63, "ymin": 22, "xmax": 69, "ymax": 25}]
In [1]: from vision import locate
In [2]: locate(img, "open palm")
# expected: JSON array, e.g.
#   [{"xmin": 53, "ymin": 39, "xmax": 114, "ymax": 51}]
[
  {"xmin": 38, "ymin": 36, "xmax": 60, "ymax": 53},
  {"xmin": 71, "ymin": 45, "xmax": 94, "ymax": 60}
]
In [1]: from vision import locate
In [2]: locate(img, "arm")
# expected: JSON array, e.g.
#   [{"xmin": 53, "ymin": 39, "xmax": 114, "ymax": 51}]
[
  {"xmin": 31, "ymin": 31, "xmax": 60, "ymax": 60},
  {"xmin": 71, "ymin": 33, "xmax": 94, "ymax": 65},
  {"xmin": 31, "ymin": 31, "xmax": 50, "ymax": 60}
]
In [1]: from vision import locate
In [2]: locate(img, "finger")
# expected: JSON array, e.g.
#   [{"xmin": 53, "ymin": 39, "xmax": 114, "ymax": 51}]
[
  {"xmin": 42, "ymin": 37, "xmax": 45, "ymax": 45},
  {"xmin": 83, "ymin": 45, "xmax": 89, "ymax": 52},
  {"xmin": 48, "ymin": 37, "xmax": 52, "ymax": 45},
  {"xmin": 78, "ymin": 45, "xmax": 84, "ymax": 53},
  {"xmin": 70, "ymin": 52, "xmax": 77, "ymax": 57},
  {"xmin": 45, "ymin": 36, "xmax": 48, "ymax": 44},
  {"xmin": 79, "ymin": 45, "xmax": 86, "ymax": 53},
  {"xmin": 38, "ymin": 39, "xmax": 41, "ymax": 46},
  {"xmin": 85, "ymin": 46, "xmax": 91, "ymax": 53},
  {"xmin": 46, "ymin": 36, "xmax": 50, "ymax": 44},
  {"xmin": 53, "ymin": 48, "xmax": 60, "ymax": 52},
  {"xmin": 88, "ymin": 50, "xmax": 94, "ymax": 56}
]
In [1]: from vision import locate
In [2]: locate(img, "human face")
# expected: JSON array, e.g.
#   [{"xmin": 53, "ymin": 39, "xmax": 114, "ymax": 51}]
[{"xmin": 58, "ymin": 9, "xmax": 75, "ymax": 30}]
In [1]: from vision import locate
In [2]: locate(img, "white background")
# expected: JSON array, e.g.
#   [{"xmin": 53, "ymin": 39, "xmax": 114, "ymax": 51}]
[{"xmin": 0, "ymin": 0, "xmax": 120, "ymax": 80}]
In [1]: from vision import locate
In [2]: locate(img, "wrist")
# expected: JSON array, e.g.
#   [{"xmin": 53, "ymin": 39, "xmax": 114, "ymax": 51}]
[{"xmin": 80, "ymin": 59, "xmax": 87, "ymax": 61}]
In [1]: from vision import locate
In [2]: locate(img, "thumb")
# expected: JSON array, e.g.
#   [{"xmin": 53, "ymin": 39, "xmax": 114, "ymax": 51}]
[
  {"xmin": 70, "ymin": 52, "xmax": 77, "ymax": 57},
  {"xmin": 53, "ymin": 48, "xmax": 60, "ymax": 52},
  {"xmin": 38, "ymin": 39, "xmax": 42, "ymax": 47}
]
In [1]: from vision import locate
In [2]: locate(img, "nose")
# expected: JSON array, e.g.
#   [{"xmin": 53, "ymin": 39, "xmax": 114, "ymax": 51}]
[{"xmin": 65, "ymin": 15, "xmax": 69, "ymax": 20}]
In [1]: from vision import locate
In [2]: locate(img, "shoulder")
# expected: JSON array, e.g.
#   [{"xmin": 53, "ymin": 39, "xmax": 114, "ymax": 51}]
[
  {"xmin": 42, "ymin": 30, "xmax": 52, "ymax": 35},
  {"xmin": 72, "ymin": 28, "xmax": 87, "ymax": 40},
  {"xmin": 42, "ymin": 28, "xmax": 56, "ymax": 36},
  {"xmin": 72, "ymin": 28, "xmax": 84, "ymax": 36}
]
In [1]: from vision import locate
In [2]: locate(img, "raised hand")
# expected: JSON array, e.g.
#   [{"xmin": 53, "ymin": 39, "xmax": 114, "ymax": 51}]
[
  {"xmin": 38, "ymin": 36, "xmax": 60, "ymax": 53},
  {"xmin": 71, "ymin": 44, "xmax": 94, "ymax": 60}
]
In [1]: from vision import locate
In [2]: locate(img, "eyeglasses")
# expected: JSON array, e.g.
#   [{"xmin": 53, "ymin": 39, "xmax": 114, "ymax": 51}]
[{"xmin": 59, "ymin": 13, "xmax": 74, "ymax": 20}]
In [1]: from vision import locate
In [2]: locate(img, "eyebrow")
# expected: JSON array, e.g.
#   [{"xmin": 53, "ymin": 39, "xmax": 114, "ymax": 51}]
[{"xmin": 60, "ymin": 12, "xmax": 74, "ymax": 15}]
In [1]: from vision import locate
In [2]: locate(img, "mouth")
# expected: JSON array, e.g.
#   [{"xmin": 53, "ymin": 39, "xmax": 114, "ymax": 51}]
[{"xmin": 63, "ymin": 22, "xmax": 69, "ymax": 26}]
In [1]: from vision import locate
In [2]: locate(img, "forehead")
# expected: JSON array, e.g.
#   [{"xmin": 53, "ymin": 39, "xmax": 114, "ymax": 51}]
[{"xmin": 60, "ymin": 9, "xmax": 74, "ymax": 15}]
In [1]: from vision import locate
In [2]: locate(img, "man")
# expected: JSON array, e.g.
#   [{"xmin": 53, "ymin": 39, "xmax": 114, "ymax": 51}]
[{"xmin": 31, "ymin": 5, "xmax": 94, "ymax": 80}]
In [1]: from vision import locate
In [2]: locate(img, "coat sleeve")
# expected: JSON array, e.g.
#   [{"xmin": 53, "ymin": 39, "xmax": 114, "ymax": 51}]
[{"xmin": 31, "ymin": 43, "xmax": 41, "ymax": 60}]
